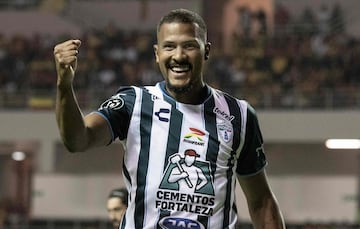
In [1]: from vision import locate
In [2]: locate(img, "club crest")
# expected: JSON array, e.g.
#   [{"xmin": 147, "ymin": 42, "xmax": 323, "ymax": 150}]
[{"xmin": 217, "ymin": 123, "xmax": 233, "ymax": 143}]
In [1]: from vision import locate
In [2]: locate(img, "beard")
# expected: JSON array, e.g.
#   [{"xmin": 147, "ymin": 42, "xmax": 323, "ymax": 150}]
[
  {"xmin": 113, "ymin": 221, "xmax": 120, "ymax": 228},
  {"xmin": 166, "ymin": 80, "xmax": 194, "ymax": 94}
]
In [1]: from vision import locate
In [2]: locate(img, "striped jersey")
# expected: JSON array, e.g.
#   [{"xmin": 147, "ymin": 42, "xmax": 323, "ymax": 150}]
[{"xmin": 96, "ymin": 81, "xmax": 267, "ymax": 229}]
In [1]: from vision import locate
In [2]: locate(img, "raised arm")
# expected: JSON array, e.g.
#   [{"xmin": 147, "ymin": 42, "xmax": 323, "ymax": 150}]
[
  {"xmin": 54, "ymin": 39, "xmax": 112, "ymax": 152},
  {"xmin": 238, "ymin": 171, "xmax": 285, "ymax": 229}
]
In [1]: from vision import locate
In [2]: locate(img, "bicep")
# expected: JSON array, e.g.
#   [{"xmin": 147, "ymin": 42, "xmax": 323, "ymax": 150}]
[
  {"xmin": 84, "ymin": 112, "xmax": 113, "ymax": 148},
  {"xmin": 238, "ymin": 170, "xmax": 273, "ymax": 205},
  {"xmin": 238, "ymin": 171, "xmax": 285, "ymax": 228}
]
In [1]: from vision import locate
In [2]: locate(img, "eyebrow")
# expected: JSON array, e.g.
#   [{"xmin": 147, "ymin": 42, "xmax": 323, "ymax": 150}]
[{"xmin": 161, "ymin": 39, "xmax": 199, "ymax": 45}]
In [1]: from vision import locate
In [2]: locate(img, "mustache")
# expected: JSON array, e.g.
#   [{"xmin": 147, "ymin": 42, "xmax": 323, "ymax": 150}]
[{"xmin": 167, "ymin": 61, "xmax": 191, "ymax": 68}]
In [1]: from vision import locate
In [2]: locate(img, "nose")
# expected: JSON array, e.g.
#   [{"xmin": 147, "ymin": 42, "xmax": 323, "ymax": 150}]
[
  {"xmin": 173, "ymin": 46, "xmax": 186, "ymax": 61},
  {"xmin": 109, "ymin": 211, "xmax": 115, "ymax": 220}
]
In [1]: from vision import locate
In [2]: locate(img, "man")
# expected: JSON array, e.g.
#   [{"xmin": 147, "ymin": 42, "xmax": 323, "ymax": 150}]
[
  {"xmin": 54, "ymin": 8, "xmax": 285, "ymax": 229},
  {"xmin": 107, "ymin": 188, "xmax": 128, "ymax": 229}
]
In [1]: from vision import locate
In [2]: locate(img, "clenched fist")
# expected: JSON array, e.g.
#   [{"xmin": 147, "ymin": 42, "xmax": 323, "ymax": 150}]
[{"xmin": 53, "ymin": 39, "xmax": 81, "ymax": 88}]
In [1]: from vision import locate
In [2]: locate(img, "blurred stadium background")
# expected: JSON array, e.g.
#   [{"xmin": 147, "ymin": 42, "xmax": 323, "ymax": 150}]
[{"xmin": 0, "ymin": 0, "xmax": 360, "ymax": 228}]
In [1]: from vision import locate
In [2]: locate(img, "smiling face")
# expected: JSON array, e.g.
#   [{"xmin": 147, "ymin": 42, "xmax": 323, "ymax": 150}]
[{"xmin": 154, "ymin": 22, "xmax": 210, "ymax": 102}]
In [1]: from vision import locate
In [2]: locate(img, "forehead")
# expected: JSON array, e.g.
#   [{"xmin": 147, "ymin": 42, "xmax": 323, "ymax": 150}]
[
  {"xmin": 157, "ymin": 22, "xmax": 202, "ymax": 42},
  {"xmin": 107, "ymin": 197, "xmax": 124, "ymax": 208}
]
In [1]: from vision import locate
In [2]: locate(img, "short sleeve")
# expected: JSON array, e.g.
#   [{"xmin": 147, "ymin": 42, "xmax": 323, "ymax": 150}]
[
  {"xmin": 96, "ymin": 86, "xmax": 136, "ymax": 141},
  {"xmin": 236, "ymin": 104, "xmax": 267, "ymax": 176}
]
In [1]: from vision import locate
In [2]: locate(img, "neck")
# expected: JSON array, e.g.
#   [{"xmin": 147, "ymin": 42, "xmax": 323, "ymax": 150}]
[{"xmin": 166, "ymin": 83, "xmax": 207, "ymax": 104}]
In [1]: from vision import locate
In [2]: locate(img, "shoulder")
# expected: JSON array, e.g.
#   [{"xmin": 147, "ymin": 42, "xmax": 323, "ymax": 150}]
[
  {"xmin": 210, "ymin": 87, "xmax": 260, "ymax": 124},
  {"xmin": 103, "ymin": 85, "xmax": 162, "ymax": 107},
  {"xmin": 99, "ymin": 86, "xmax": 138, "ymax": 111},
  {"xmin": 115, "ymin": 86, "xmax": 138, "ymax": 95},
  {"xmin": 111, "ymin": 85, "xmax": 155, "ymax": 101},
  {"xmin": 210, "ymin": 87, "xmax": 252, "ymax": 110}
]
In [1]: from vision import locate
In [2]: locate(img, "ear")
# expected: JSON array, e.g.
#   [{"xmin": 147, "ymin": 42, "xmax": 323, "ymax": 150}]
[
  {"xmin": 153, "ymin": 44, "xmax": 159, "ymax": 63},
  {"xmin": 204, "ymin": 42, "xmax": 211, "ymax": 60}
]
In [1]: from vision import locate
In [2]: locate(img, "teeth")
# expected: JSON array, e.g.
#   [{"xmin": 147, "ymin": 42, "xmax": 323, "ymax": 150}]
[{"xmin": 171, "ymin": 66, "xmax": 190, "ymax": 73}]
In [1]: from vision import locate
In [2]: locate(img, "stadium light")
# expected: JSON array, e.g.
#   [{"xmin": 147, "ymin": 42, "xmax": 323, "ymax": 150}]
[
  {"xmin": 325, "ymin": 139, "xmax": 360, "ymax": 149},
  {"xmin": 12, "ymin": 151, "xmax": 26, "ymax": 161}
]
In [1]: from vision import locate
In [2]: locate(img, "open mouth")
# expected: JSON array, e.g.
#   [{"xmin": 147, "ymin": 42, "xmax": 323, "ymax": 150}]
[{"xmin": 169, "ymin": 64, "xmax": 191, "ymax": 73}]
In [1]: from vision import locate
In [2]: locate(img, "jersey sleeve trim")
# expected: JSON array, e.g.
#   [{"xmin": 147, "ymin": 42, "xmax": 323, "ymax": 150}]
[{"xmin": 237, "ymin": 161, "xmax": 268, "ymax": 177}]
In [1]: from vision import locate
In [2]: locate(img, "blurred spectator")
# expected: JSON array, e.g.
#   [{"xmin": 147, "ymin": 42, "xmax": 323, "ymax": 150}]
[
  {"xmin": 329, "ymin": 3, "xmax": 346, "ymax": 35},
  {"xmin": 255, "ymin": 9, "xmax": 267, "ymax": 35},
  {"xmin": 274, "ymin": 3, "xmax": 290, "ymax": 35},
  {"xmin": 3, "ymin": 35, "xmax": 29, "ymax": 93},
  {"xmin": 237, "ymin": 6, "xmax": 253, "ymax": 38},
  {"xmin": 298, "ymin": 6, "xmax": 317, "ymax": 36},
  {"xmin": 107, "ymin": 188, "xmax": 128, "ymax": 229},
  {"xmin": 315, "ymin": 4, "xmax": 331, "ymax": 36},
  {"xmin": 98, "ymin": 59, "xmax": 117, "ymax": 88}
]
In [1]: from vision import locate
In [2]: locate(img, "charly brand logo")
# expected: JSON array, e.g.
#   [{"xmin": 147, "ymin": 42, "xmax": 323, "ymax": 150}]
[
  {"xmin": 156, "ymin": 149, "xmax": 215, "ymax": 218},
  {"xmin": 100, "ymin": 93, "xmax": 126, "ymax": 110},
  {"xmin": 155, "ymin": 108, "xmax": 170, "ymax": 122},
  {"xmin": 183, "ymin": 128, "xmax": 205, "ymax": 146},
  {"xmin": 159, "ymin": 217, "xmax": 204, "ymax": 229}
]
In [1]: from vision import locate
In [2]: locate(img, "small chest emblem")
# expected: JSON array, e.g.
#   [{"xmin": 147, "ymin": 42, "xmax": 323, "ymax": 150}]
[{"xmin": 217, "ymin": 123, "xmax": 233, "ymax": 143}]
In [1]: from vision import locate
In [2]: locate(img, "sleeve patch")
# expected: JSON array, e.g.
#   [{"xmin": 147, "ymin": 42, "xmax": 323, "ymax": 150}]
[{"xmin": 100, "ymin": 94, "xmax": 125, "ymax": 110}]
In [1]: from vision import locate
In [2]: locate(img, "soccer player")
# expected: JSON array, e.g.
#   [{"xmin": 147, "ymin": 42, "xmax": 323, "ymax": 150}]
[
  {"xmin": 107, "ymin": 188, "xmax": 128, "ymax": 229},
  {"xmin": 53, "ymin": 8, "xmax": 285, "ymax": 229}
]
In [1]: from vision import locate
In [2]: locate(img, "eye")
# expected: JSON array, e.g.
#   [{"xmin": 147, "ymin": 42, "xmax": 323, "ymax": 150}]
[
  {"xmin": 162, "ymin": 44, "xmax": 175, "ymax": 50},
  {"xmin": 184, "ymin": 43, "xmax": 196, "ymax": 49}
]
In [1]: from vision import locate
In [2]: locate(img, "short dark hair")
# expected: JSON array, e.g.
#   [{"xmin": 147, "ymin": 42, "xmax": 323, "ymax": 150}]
[
  {"xmin": 108, "ymin": 188, "xmax": 128, "ymax": 206},
  {"xmin": 157, "ymin": 8, "xmax": 207, "ymax": 41}
]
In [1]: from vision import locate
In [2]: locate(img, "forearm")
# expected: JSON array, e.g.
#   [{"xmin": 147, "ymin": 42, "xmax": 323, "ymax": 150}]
[
  {"xmin": 53, "ymin": 39, "xmax": 93, "ymax": 152},
  {"xmin": 56, "ymin": 85, "xmax": 89, "ymax": 152},
  {"xmin": 249, "ymin": 196, "xmax": 285, "ymax": 229}
]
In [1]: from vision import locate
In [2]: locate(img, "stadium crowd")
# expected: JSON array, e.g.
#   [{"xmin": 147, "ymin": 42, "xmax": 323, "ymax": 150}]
[
  {"xmin": 0, "ymin": 2, "xmax": 360, "ymax": 229},
  {"xmin": 0, "ymin": 3, "xmax": 359, "ymax": 110}
]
